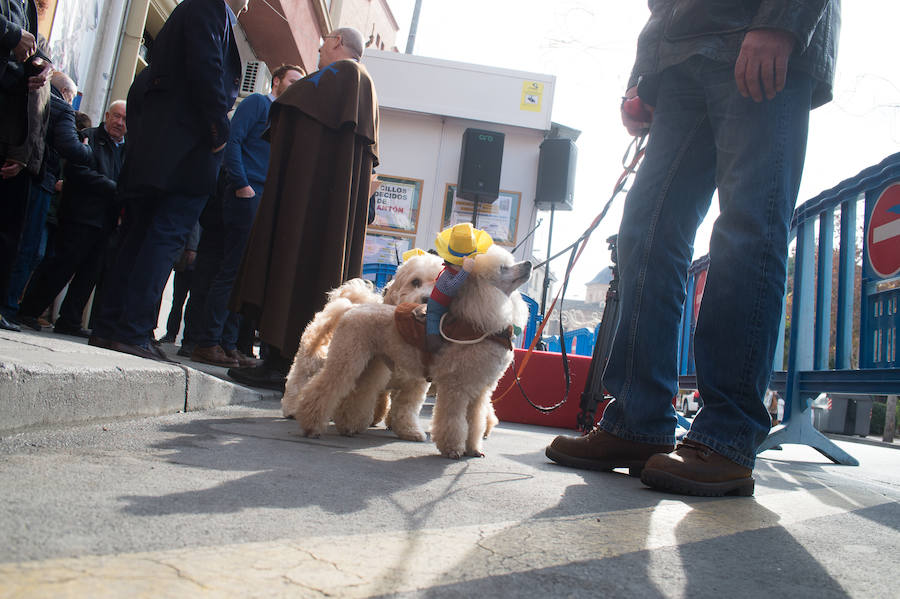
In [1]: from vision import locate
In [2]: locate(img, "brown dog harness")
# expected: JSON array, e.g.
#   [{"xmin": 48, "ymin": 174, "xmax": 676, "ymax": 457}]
[{"xmin": 393, "ymin": 302, "xmax": 514, "ymax": 371}]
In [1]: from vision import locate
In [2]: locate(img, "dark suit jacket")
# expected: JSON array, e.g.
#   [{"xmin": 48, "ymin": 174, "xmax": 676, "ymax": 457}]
[
  {"xmin": 59, "ymin": 125, "xmax": 126, "ymax": 230},
  {"xmin": 39, "ymin": 85, "xmax": 94, "ymax": 192},
  {"xmin": 123, "ymin": 0, "xmax": 241, "ymax": 196}
]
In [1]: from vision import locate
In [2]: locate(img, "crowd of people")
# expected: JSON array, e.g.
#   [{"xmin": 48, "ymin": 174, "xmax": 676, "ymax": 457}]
[{"xmin": 1, "ymin": 0, "xmax": 380, "ymax": 395}]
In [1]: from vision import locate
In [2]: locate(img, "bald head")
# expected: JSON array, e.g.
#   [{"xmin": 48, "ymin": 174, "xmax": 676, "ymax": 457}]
[
  {"xmin": 50, "ymin": 71, "xmax": 77, "ymax": 104},
  {"xmin": 332, "ymin": 27, "xmax": 364, "ymax": 59},
  {"xmin": 318, "ymin": 27, "xmax": 364, "ymax": 67}
]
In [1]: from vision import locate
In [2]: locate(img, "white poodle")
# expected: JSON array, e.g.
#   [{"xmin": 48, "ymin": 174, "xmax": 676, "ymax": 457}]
[
  {"xmin": 296, "ymin": 245, "xmax": 532, "ymax": 458},
  {"xmin": 281, "ymin": 252, "xmax": 443, "ymax": 421}
]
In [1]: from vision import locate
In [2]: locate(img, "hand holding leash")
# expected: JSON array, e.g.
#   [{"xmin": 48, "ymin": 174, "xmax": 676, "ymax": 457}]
[{"xmin": 621, "ymin": 86, "xmax": 653, "ymax": 136}]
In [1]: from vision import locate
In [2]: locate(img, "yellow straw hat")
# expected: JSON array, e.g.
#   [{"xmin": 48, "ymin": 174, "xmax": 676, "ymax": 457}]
[
  {"xmin": 401, "ymin": 248, "xmax": 427, "ymax": 262},
  {"xmin": 434, "ymin": 223, "xmax": 493, "ymax": 266}
]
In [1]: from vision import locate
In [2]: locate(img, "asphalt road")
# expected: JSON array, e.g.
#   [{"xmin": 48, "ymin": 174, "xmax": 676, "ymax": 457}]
[{"xmin": 1, "ymin": 400, "xmax": 899, "ymax": 598}]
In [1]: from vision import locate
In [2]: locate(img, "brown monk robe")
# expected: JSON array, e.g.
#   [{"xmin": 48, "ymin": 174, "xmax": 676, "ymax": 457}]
[{"xmin": 228, "ymin": 56, "xmax": 378, "ymax": 389}]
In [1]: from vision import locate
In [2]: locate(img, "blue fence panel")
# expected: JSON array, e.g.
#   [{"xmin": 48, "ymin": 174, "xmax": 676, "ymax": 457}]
[{"xmin": 679, "ymin": 152, "xmax": 900, "ymax": 466}]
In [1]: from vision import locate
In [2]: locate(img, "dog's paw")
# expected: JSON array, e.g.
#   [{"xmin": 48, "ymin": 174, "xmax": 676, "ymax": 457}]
[
  {"xmin": 394, "ymin": 428, "xmax": 427, "ymax": 442},
  {"xmin": 464, "ymin": 449, "xmax": 485, "ymax": 458},
  {"xmin": 444, "ymin": 450, "xmax": 462, "ymax": 460},
  {"xmin": 301, "ymin": 428, "xmax": 322, "ymax": 438}
]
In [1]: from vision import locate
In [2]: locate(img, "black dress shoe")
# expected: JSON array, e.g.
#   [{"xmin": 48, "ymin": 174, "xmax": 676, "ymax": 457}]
[
  {"xmin": 0, "ymin": 315, "xmax": 21, "ymax": 331},
  {"xmin": 149, "ymin": 343, "xmax": 177, "ymax": 363},
  {"xmin": 227, "ymin": 365, "xmax": 286, "ymax": 391},
  {"xmin": 53, "ymin": 323, "xmax": 92, "ymax": 338},
  {"xmin": 104, "ymin": 340, "xmax": 163, "ymax": 362},
  {"xmin": 158, "ymin": 334, "xmax": 176, "ymax": 344},
  {"xmin": 88, "ymin": 335, "xmax": 112, "ymax": 349},
  {"xmin": 15, "ymin": 315, "xmax": 43, "ymax": 331},
  {"xmin": 176, "ymin": 344, "xmax": 195, "ymax": 357}
]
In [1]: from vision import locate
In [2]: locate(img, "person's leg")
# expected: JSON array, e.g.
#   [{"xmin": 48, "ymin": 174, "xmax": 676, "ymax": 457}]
[
  {"xmin": 598, "ymin": 60, "xmax": 718, "ymax": 444},
  {"xmin": 195, "ymin": 188, "xmax": 259, "ymax": 349},
  {"xmin": 55, "ymin": 230, "xmax": 106, "ymax": 331},
  {"xmin": 18, "ymin": 222, "xmax": 95, "ymax": 322},
  {"xmin": 0, "ymin": 172, "xmax": 31, "ymax": 325},
  {"xmin": 546, "ymin": 59, "xmax": 718, "ymax": 473},
  {"xmin": 105, "ymin": 192, "xmax": 207, "ymax": 347},
  {"xmin": 164, "ymin": 268, "xmax": 191, "ymax": 340},
  {"xmin": 4, "ymin": 185, "xmax": 52, "ymax": 317},
  {"xmin": 179, "ymin": 226, "xmax": 223, "ymax": 354},
  {"xmin": 91, "ymin": 191, "xmax": 156, "ymax": 340},
  {"xmin": 683, "ymin": 62, "xmax": 814, "ymax": 468}
]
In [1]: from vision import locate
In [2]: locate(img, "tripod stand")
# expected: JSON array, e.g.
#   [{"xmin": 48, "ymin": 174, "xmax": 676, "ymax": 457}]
[{"xmin": 576, "ymin": 235, "xmax": 619, "ymax": 433}]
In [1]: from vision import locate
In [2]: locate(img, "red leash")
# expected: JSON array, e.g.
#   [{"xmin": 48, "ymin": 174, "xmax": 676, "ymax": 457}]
[{"xmin": 494, "ymin": 134, "xmax": 647, "ymax": 409}]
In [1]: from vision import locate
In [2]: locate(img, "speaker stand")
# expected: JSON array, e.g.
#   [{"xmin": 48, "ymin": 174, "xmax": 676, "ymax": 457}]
[{"xmin": 539, "ymin": 204, "xmax": 556, "ymax": 316}]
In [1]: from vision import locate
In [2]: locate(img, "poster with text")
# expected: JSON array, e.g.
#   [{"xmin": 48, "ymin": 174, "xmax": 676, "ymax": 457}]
[
  {"xmin": 442, "ymin": 184, "xmax": 521, "ymax": 246},
  {"xmin": 369, "ymin": 175, "xmax": 423, "ymax": 234},
  {"xmin": 363, "ymin": 232, "xmax": 413, "ymax": 266}
]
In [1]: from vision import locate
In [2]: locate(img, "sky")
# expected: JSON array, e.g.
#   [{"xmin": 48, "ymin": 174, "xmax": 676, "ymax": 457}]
[{"xmin": 382, "ymin": 1, "xmax": 900, "ymax": 299}]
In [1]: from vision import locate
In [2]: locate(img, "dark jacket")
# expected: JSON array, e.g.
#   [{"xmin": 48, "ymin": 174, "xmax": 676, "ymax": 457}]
[
  {"xmin": 630, "ymin": 0, "xmax": 840, "ymax": 109},
  {"xmin": 58, "ymin": 124, "xmax": 126, "ymax": 230},
  {"xmin": 39, "ymin": 85, "xmax": 93, "ymax": 192},
  {"xmin": 0, "ymin": 0, "xmax": 37, "ymax": 88},
  {"xmin": 0, "ymin": 0, "xmax": 46, "ymax": 156},
  {"xmin": 122, "ymin": 0, "xmax": 241, "ymax": 196}
]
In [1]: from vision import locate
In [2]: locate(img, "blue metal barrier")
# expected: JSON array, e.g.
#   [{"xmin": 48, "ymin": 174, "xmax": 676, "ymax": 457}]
[
  {"xmin": 361, "ymin": 263, "xmax": 397, "ymax": 290},
  {"xmin": 521, "ymin": 295, "xmax": 540, "ymax": 348},
  {"xmin": 679, "ymin": 152, "xmax": 900, "ymax": 465}
]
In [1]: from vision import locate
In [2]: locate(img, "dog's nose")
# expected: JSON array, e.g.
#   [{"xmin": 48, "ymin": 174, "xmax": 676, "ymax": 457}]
[{"xmin": 421, "ymin": 295, "xmax": 430, "ymax": 304}]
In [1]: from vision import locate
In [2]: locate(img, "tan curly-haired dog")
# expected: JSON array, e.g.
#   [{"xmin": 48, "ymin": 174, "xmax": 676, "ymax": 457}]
[
  {"xmin": 281, "ymin": 253, "xmax": 443, "ymax": 423},
  {"xmin": 296, "ymin": 245, "xmax": 531, "ymax": 458}
]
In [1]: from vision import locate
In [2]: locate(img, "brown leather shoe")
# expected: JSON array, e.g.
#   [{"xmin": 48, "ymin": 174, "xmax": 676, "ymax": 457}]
[
  {"xmin": 640, "ymin": 439, "xmax": 755, "ymax": 497},
  {"xmin": 191, "ymin": 345, "xmax": 240, "ymax": 368},
  {"xmin": 546, "ymin": 429, "xmax": 675, "ymax": 477},
  {"xmin": 224, "ymin": 348, "xmax": 261, "ymax": 367}
]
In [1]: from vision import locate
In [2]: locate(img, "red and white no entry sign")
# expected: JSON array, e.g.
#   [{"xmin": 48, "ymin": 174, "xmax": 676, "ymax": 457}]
[{"xmin": 867, "ymin": 182, "xmax": 900, "ymax": 279}]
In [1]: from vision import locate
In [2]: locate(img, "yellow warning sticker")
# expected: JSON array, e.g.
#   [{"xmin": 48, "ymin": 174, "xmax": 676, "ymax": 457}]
[{"xmin": 520, "ymin": 81, "xmax": 543, "ymax": 112}]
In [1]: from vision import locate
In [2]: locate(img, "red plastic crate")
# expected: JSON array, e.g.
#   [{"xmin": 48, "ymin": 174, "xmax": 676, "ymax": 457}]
[{"xmin": 492, "ymin": 349, "xmax": 608, "ymax": 430}]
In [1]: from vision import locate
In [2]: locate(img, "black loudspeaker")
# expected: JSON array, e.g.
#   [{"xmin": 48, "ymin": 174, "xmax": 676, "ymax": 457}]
[
  {"xmin": 457, "ymin": 128, "xmax": 504, "ymax": 203},
  {"xmin": 535, "ymin": 138, "xmax": 577, "ymax": 211}
]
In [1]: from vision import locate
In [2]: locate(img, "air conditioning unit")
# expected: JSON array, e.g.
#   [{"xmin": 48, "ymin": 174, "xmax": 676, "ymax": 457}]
[{"xmin": 239, "ymin": 60, "xmax": 271, "ymax": 97}]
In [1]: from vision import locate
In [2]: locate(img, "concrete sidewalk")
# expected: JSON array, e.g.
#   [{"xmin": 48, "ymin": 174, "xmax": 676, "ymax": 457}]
[{"xmin": 0, "ymin": 330, "xmax": 279, "ymax": 434}]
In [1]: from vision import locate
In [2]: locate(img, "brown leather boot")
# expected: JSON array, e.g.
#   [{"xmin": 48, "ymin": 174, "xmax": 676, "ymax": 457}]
[
  {"xmin": 640, "ymin": 439, "xmax": 755, "ymax": 497},
  {"xmin": 224, "ymin": 348, "xmax": 261, "ymax": 368},
  {"xmin": 191, "ymin": 345, "xmax": 240, "ymax": 368},
  {"xmin": 546, "ymin": 429, "xmax": 674, "ymax": 476}
]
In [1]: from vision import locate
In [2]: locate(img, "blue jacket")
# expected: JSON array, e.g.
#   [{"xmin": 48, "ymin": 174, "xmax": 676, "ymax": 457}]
[
  {"xmin": 224, "ymin": 92, "xmax": 272, "ymax": 192},
  {"xmin": 122, "ymin": 0, "xmax": 241, "ymax": 196}
]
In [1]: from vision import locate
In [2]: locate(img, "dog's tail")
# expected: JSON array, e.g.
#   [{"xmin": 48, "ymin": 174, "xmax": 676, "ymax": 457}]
[{"xmin": 300, "ymin": 297, "xmax": 356, "ymax": 358}]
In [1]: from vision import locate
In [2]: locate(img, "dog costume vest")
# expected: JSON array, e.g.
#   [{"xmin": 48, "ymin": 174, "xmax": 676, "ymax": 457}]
[{"xmin": 393, "ymin": 303, "xmax": 514, "ymax": 370}]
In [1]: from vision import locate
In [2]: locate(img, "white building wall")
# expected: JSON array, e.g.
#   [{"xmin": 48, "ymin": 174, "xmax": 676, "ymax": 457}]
[
  {"xmin": 373, "ymin": 108, "xmax": 543, "ymax": 263},
  {"xmin": 363, "ymin": 50, "xmax": 554, "ymax": 265}
]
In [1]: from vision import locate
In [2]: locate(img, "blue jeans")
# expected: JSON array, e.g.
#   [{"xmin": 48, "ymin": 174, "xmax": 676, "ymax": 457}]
[
  {"xmin": 599, "ymin": 56, "xmax": 813, "ymax": 469},
  {"xmin": 4, "ymin": 185, "xmax": 52, "ymax": 317},
  {"xmin": 195, "ymin": 186, "xmax": 261, "ymax": 351}
]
